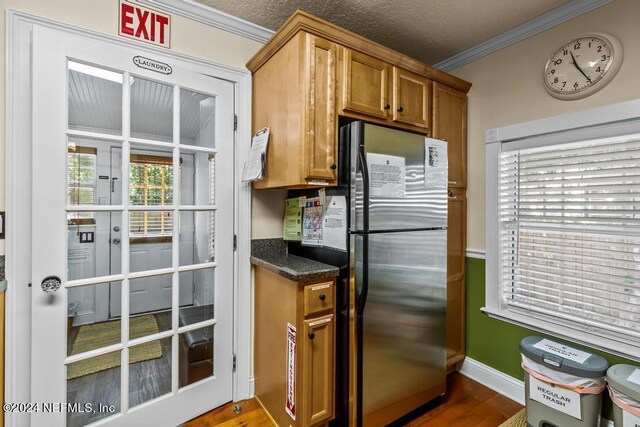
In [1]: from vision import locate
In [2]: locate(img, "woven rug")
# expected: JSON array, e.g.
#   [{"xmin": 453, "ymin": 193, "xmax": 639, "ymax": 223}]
[
  {"xmin": 499, "ymin": 409, "xmax": 527, "ymax": 427},
  {"xmin": 67, "ymin": 315, "xmax": 163, "ymax": 380}
]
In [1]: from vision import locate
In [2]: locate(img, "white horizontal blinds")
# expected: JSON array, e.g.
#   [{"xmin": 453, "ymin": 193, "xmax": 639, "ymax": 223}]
[
  {"xmin": 499, "ymin": 135, "xmax": 640, "ymax": 340},
  {"xmin": 67, "ymin": 146, "xmax": 97, "ymax": 222},
  {"xmin": 130, "ymin": 154, "xmax": 173, "ymax": 237}
]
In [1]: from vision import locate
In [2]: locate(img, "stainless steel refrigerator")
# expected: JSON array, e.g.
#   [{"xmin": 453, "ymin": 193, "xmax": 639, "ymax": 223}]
[{"xmin": 290, "ymin": 121, "xmax": 447, "ymax": 426}]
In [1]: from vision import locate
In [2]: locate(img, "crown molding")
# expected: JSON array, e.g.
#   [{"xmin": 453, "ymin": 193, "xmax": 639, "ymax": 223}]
[
  {"xmin": 434, "ymin": 0, "xmax": 614, "ymax": 72},
  {"xmin": 136, "ymin": 0, "xmax": 274, "ymax": 43}
]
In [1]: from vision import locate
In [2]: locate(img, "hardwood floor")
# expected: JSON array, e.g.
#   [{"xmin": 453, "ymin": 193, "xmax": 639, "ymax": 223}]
[{"xmin": 185, "ymin": 372, "xmax": 523, "ymax": 427}]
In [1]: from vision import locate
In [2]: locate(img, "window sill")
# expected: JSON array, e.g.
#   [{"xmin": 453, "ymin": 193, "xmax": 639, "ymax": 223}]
[{"xmin": 481, "ymin": 306, "xmax": 640, "ymax": 363}]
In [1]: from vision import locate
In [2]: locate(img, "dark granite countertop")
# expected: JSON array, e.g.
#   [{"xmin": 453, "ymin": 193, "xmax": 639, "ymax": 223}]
[{"xmin": 251, "ymin": 239, "xmax": 339, "ymax": 282}]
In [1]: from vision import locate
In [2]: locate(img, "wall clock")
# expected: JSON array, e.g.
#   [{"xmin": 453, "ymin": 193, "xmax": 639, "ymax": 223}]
[{"xmin": 543, "ymin": 33, "xmax": 623, "ymax": 100}]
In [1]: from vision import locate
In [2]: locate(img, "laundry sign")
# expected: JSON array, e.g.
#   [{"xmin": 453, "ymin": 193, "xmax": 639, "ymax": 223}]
[
  {"xmin": 529, "ymin": 376, "xmax": 582, "ymax": 419},
  {"xmin": 119, "ymin": 0, "xmax": 171, "ymax": 48}
]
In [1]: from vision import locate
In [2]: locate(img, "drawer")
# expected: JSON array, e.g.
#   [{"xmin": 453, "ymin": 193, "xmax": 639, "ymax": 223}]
[{"xmin": 303, "ymin": 281, "xmax": 334, "ymax": 317}]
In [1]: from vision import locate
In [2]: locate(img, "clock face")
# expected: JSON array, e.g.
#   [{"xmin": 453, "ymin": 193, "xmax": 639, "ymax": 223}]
[{"xmin": 544, "ymin": 33, "xmax": 623, "ymax": 100}]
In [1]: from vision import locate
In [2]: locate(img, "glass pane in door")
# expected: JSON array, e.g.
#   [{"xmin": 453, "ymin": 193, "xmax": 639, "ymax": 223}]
[
  {"xmin": 67, "ymin": 281, "xmax": 123, "ymax": 356},
  {"xmin": 179, "ymin": 326, "xmax": 214, "ymax": 388},
  {"xmin": 180, "ymin": 88, "xmax": 215, "ymax": 149},
  {"xmin": 68, "ymin": 61, "xmax": 123, "ymax": 135},
  {"xmin": 178, "ymin": 269, "xmax": 215, "ymax": 326},
  {"xmin": 179, "ymin": 211, "xmax": 214, "ymax": 266},
  {"xmin": 66, "ymin": 350, "xmax": 121, "ymax": 427},
  {"xmin": 131, "ymin": 77, "xmax": 173, "ymax": 142},
  {"xmin": 129, "ymin": 337, "xmax": 172, "ymax": 407},
  {"xmin": 67, "ymin": 211, "xmax": 121, "ymax": 281}
]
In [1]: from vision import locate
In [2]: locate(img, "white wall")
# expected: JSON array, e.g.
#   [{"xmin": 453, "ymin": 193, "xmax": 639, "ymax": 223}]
[
  {"xmin": 0, "ymin": 0, "xmax": 268, "ymax": 255},
  {"xmin": 450, "ymin": 0, "xmax": 640, "ymax": 250}
]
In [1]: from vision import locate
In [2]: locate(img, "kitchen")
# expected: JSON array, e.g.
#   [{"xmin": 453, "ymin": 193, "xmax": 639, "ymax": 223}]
[{"xmin": 1, "ymin": 1, "xmax": 637, "ymax": 427}]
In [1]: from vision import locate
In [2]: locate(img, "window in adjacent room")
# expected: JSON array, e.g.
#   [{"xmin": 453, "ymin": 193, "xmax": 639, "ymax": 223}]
[
  {"xmin": 129, "ymin": 154, "xmax": 173, "ymax": 240},
  {"xmin": 67, "ymin": 145, "xmax": 97, "ymax": 224}
]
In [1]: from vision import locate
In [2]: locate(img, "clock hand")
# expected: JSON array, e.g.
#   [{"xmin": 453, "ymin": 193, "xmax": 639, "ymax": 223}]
[{"xmin": 570, "ymin": 51, "xmax": 591, "ymax": 82}]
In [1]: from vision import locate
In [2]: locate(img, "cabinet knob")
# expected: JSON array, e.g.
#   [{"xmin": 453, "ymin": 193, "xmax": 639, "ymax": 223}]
[
  {"xmin": 384, "ymin": 104, "xmax": 390, "ymax": 110},
  {"xmin": 319, "ymin": 294, "xmax": 326, "ymax": 301},
  {"xmin": 329, "ymin": 163, "xmax": 337, "ymax": 170},
  {"xmin": 397, "ymin": 106, "xmax": 404, "ymax": 113},
  {"xmin": 308, "ymin": 333, "xmax": 315, "ymax": 340}
]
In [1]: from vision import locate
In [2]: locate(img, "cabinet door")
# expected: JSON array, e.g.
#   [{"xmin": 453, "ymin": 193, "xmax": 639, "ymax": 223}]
[
  {"xmin": 393, "ymin": 67, "xmax": 431, "ymax": 129},
  {"xmin": 302, "ymin": 314, "xmax": 334, "ymax": 426},
  {"xmin": 433, "ymin": 82, "xmax": 467, "ymax": 188},
  {"xmin": 342, "ymin": 49, "xmax": 389, "ymax": 119},
  {"xmin": 447, "ymin": 188, "xmax": 466, "ymax": 280},
  {"xmin": 446, "ymin": 277, "xmax": 465, "ymax": 369},
  {"xmin": 446, "ymin": 188, "xmax": 466, "ymax": 371},
  {"xmin": 305, "ymin": 35, "xmax": 338, "ymax": 181}
]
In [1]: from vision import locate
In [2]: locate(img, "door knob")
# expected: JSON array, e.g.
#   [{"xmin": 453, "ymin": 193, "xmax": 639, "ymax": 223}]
[
  {"xmin": 113, "ymin": 226, "xmax": 120, "ymax": 232},
  {"xmin": 308, "ymin": 333, "xmax": 315, "ymax": 340},
  {"xmin": 397, "ymin": 106, "xmax": 404, "ymax": 113},
  {"xmin": 384, "ymin": 104, "xmax": 391, "ymax": 110},
  {"xmin": 319, "ymin": 294, "xmax": 326, "ymax": 301},
  {"xmin": 113, "ymin": 238, "xmax": 121, "ymax": 245},
  {"xmin": 41, "ymin": 276, "xmax": 62, "ymax": 293},
  {"xmin": 329, "ymin": 163, "xmax": 337, "ymax": 170}
]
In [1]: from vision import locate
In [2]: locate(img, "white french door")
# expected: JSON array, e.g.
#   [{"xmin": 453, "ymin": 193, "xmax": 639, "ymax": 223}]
[{"xmin": 31, "ymin": 26, "xmax": 235, "ymax": 426}]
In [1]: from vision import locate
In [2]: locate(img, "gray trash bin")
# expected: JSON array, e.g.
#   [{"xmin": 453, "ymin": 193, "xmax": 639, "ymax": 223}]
[
  {"xmin": 520, "ymin": 336, "xmax": 608, "ymax": 427},
  {"xmin": 606, "ymin": 364, "xmax": 640, "ymax": 427}
]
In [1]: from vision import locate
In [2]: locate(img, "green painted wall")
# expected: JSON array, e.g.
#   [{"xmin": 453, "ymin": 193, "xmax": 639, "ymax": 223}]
[{"xmin": 465, "ymin": 256, "xmax": 637, "ymax": 418}]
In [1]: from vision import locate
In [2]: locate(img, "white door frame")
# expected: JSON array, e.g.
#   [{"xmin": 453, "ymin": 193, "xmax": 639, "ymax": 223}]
[{"xmin": 5, "ymin": 10, "xmax": 253, "ymax": 426}]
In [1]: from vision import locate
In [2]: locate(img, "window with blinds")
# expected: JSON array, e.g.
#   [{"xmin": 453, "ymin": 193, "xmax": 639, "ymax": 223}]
[
  {"xmin": 67, "ymin": 146, "xmax": 97, "ymax": 224},
  {"xmin": 499, "ymin": 135, "xmax": 640, "ymax": 342},
  {"xmin": 129, "ymin": 154, "xmax": 173, "ymax": 238}
]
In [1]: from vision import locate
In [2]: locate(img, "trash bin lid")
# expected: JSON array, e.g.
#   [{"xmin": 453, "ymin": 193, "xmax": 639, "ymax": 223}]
[
  {"xmin": 520, "ymin": 336, "xmax": 608, "ymax": 378},
  {"xmin": 607, "ymin": 364, "xmax": 640, "ymax": 401}
]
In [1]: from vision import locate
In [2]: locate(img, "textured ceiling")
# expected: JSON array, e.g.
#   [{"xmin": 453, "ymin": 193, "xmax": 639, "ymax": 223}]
[{"xmin": 195, "ymin": 0, "xmax": 569, "ymax": 65}]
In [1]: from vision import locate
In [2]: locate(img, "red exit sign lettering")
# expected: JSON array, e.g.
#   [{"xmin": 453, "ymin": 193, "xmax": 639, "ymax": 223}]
[{"xmin": 119, "ymin": 1, "xmax": 171, "ymax": 48}]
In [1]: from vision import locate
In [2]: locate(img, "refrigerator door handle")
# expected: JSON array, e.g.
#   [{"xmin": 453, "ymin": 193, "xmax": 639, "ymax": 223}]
[
  {"xmin": 355, "ymin": 233, "xmax": 369, "ymax": 316},
  {"xmin": 358, "ymin": 144, "xmax": 370, "ymax": 233}
]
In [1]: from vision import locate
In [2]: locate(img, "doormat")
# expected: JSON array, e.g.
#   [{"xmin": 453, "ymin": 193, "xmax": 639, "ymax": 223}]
[
  {"xmin": 498, "ymin": 409, "xmax": 526, "ymax": 427},
  {"xmin": 68, "ymin": 315, "xmax": 163, "ymax": 380}
]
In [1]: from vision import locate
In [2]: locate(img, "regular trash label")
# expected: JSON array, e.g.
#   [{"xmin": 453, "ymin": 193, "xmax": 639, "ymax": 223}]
[
  {"xmin": 533, "ymin": 339, "xmax": 591, "ymax": 364},
  {"xmin": 623, "ymin": 409, "xmax": 640, "ymax": 427},
  {"xmin": 530, "ymin": 376, "xmax": 582, "ymax": 419}
]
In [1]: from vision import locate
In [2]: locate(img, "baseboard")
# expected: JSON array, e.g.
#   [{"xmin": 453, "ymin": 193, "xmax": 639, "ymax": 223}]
[
  {"xmin": 459, "ymin": 357, "xmax": 526, "ymax": 405},
  {"xmin": 458, "ymin": 357, "xmax": 613, "ymax": 426}
]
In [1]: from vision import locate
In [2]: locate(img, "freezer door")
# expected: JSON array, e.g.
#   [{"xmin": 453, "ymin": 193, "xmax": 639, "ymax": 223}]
[
  {"xmin": 354, "ymin": 230, "xmax": 447, "ymax": 426},
  {"xmin": 350, "ymin": 122, "xmax": 448, "ymax": 232}
]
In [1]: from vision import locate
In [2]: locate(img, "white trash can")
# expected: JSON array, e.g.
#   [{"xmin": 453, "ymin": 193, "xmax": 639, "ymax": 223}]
[
  {"xmin": 520, "ymin": 336, "xmax": 608, "ymax": 427},
  {"xmin": 606, "ymin": 364, "xmax": 640, "ymax": 427}
]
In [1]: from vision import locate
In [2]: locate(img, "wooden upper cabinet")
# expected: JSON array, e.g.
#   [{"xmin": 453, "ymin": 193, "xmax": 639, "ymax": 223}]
[
  {"xmin": 305, "ymin": 35, "xmax": 338, "ymax": 181},
  {"xmin": 433, "ymin": 82, "xmax": 467, "ymax": 188},
  {"xmin": 342, "ymin": 49, "xmax": 389, "ymax": 119},
  {"xmin": 251, "ymin": 32, "xmax": 338, "ymax": 189},
  {"xmin": 247, "ymin": 11, "xmax": 471, "ymax": 189},
  {"xmin": 393, "ymin": 67, "xmax": 431, "ymax": 129}
]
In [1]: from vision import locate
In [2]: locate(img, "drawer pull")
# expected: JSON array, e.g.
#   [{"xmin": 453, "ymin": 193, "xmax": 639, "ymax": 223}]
[
  {"xmin": 308, "ymin": 333, "xmax": 315, "ymax": 340},
  {"xmin": 319, "ymin": 294, "xmax": 326, "ymax": 301}
]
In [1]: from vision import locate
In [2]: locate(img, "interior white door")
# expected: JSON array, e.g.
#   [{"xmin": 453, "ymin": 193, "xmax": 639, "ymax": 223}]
[{"xmin": 31, "ymin": 26, "xmax": 235, "ymax": 427}]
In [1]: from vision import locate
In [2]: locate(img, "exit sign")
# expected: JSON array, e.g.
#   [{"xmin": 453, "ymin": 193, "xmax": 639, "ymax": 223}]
[{"xmin": 119, "ymin": 1, "xmax": 171, "ymax": 48}]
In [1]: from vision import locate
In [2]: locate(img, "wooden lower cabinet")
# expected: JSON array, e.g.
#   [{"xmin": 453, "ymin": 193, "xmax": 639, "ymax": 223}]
[
  {"xmin": 254, "ymin": 265, "xmax": 336, "ymax": 427},
  {"xmin": 302, "ymin": 315, "xmax": 334, "ymax": 426}
]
